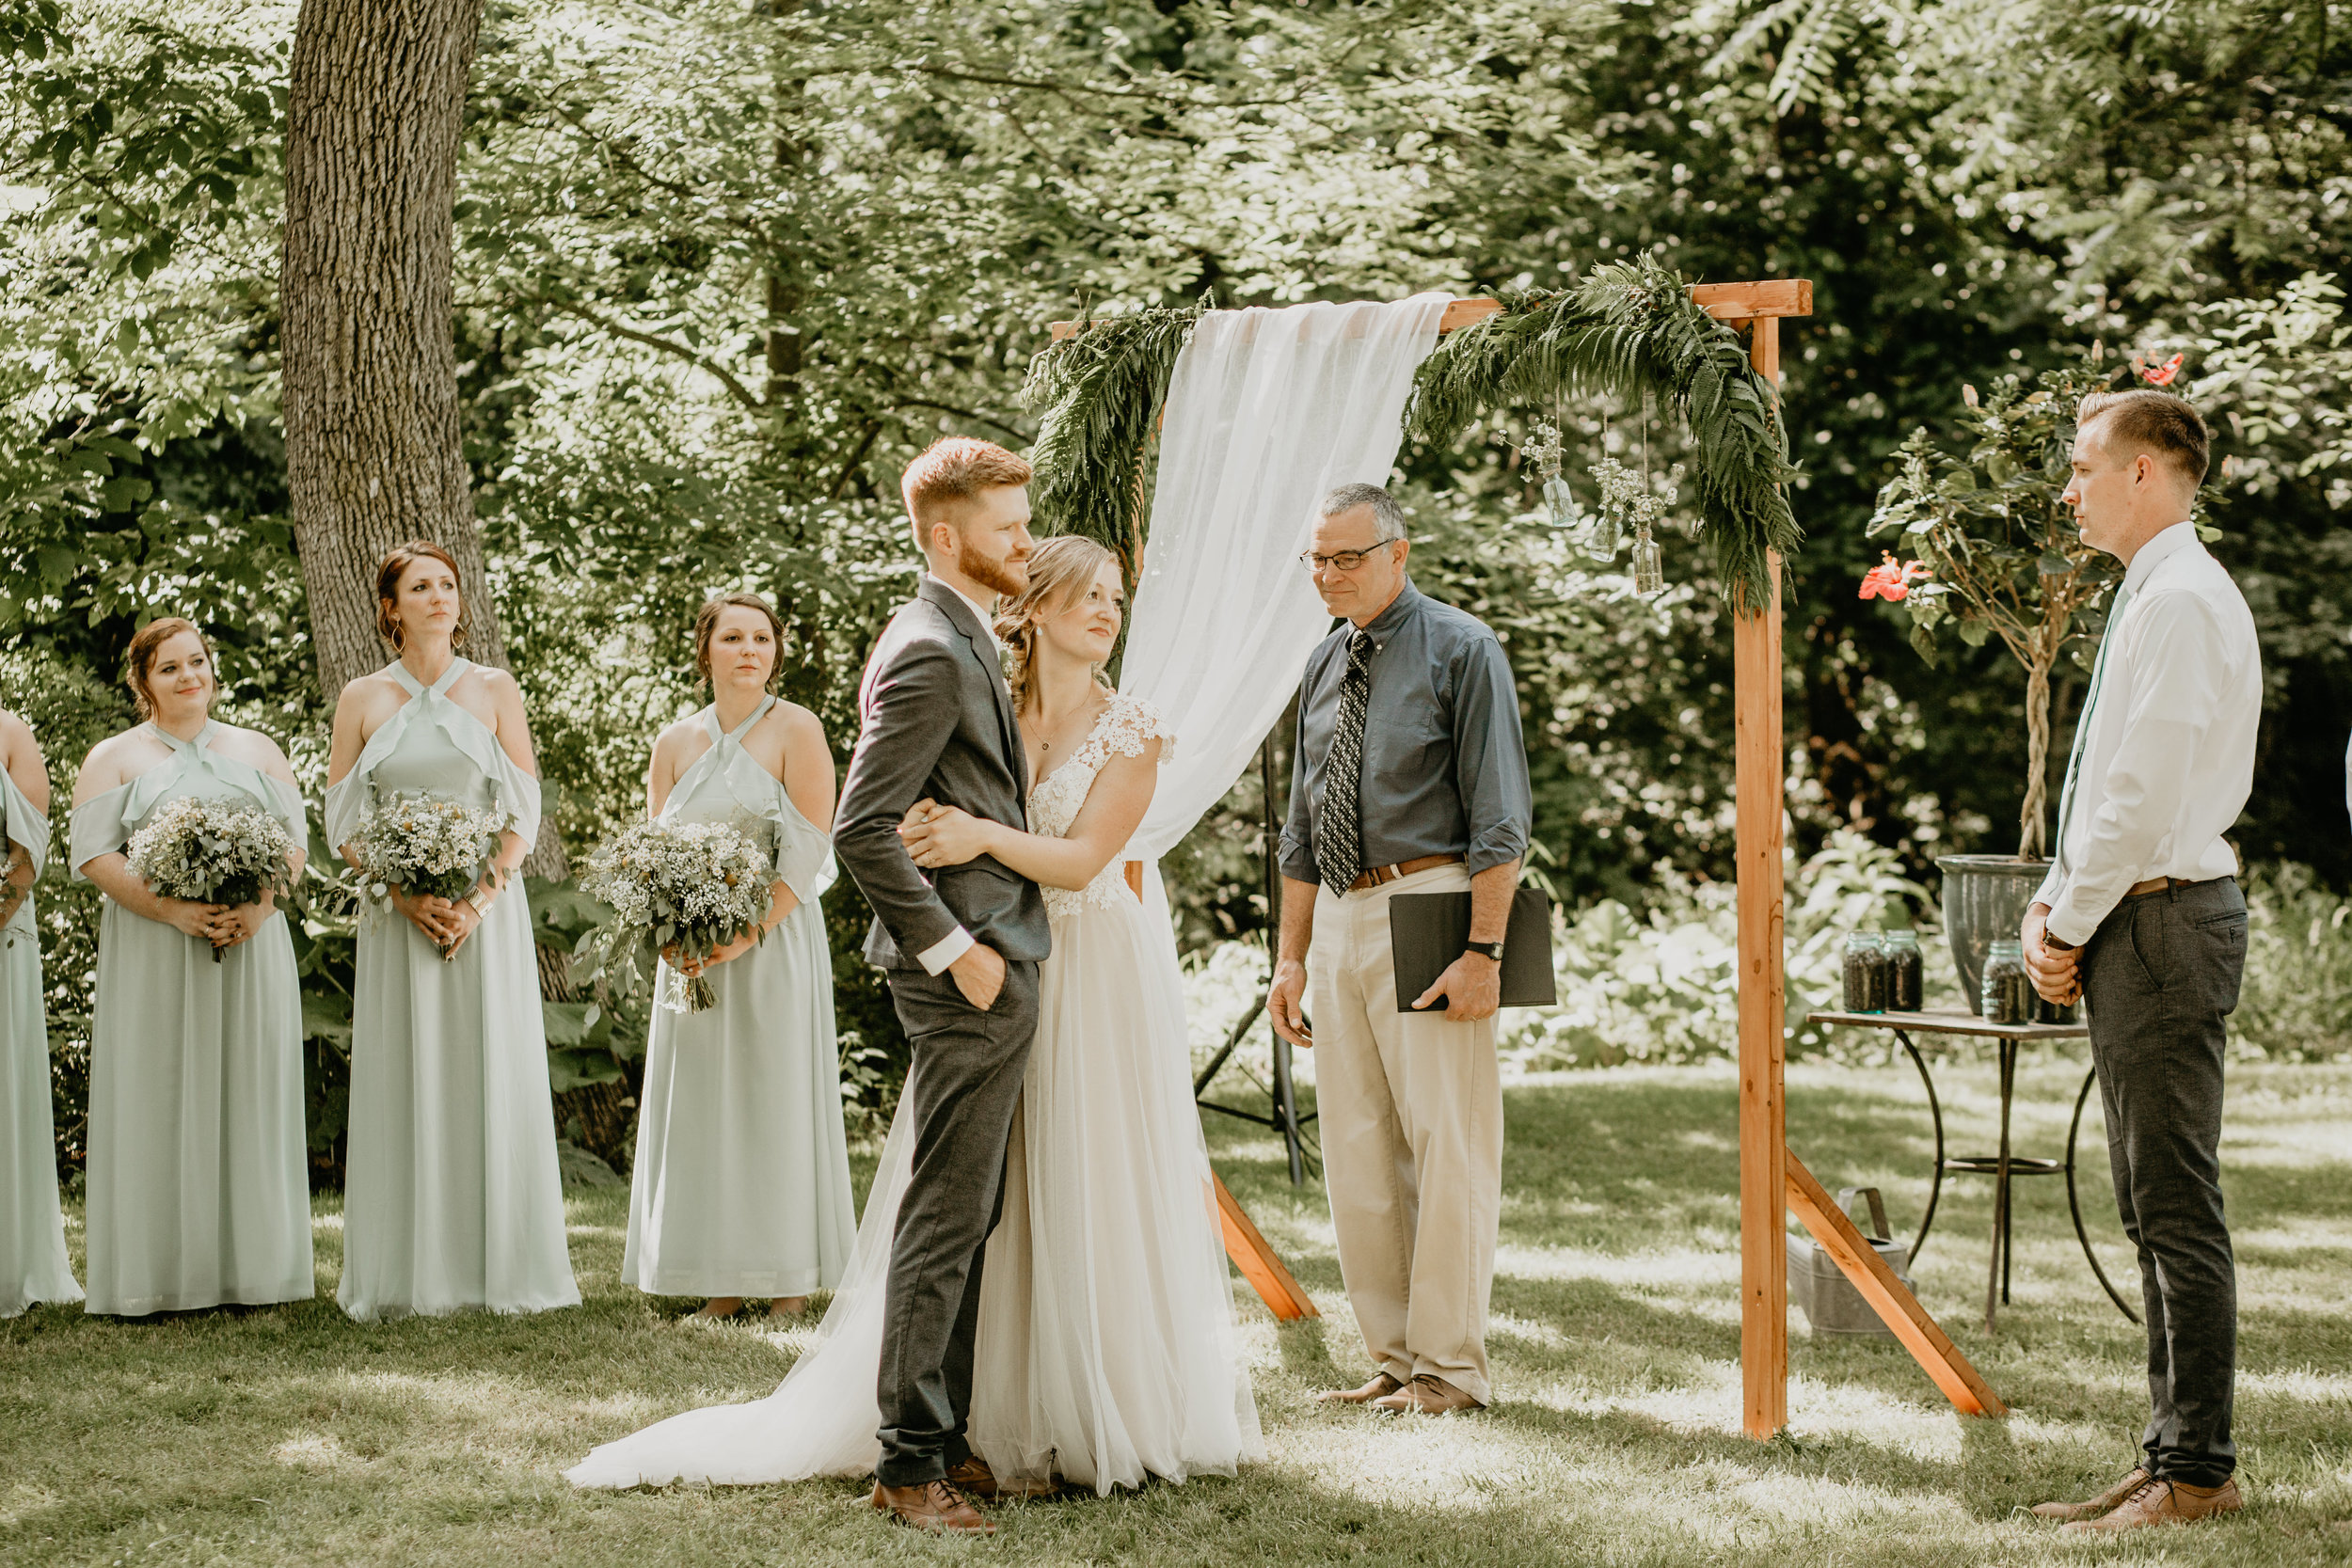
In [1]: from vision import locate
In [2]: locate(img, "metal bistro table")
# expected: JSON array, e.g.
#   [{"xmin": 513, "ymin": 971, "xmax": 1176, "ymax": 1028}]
[{"xmin": 1804, "ymin": 1008, "xmax": 2138, "ymax": 1331}]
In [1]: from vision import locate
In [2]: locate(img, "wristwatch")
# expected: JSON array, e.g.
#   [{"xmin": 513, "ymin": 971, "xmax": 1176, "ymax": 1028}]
[{"xmin": 1463, "ymin": 939, "xmax": 1505, "ymax": 963}]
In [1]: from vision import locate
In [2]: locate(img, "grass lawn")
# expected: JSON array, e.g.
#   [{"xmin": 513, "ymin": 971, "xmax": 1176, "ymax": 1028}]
[{"xmin": 7, "ymin": 1053, "xmax": 2352, "ymax": 1565}]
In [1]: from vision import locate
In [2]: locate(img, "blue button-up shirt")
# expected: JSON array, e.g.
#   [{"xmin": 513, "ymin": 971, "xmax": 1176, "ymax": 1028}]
[{"xmin": 1279, "ymin": 580, "xmax": 1533, "ymax": 885}]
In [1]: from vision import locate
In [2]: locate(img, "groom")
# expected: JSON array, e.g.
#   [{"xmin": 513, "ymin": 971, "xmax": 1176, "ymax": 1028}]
[{"xmin": 834, "ymin": 436, "xmax": 1052, "ymax": 1535}]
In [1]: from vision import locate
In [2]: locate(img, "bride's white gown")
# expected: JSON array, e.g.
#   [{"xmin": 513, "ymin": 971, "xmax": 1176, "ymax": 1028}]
[{"xmin": 567, "ymin": 695, "xmax": 1262, "ymax": 1495}]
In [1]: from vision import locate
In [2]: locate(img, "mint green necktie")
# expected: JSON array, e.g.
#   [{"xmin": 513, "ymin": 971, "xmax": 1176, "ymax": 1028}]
[{"xmin": 2051, "ymin": 578, "xmax": 2134, "ymax": 872}]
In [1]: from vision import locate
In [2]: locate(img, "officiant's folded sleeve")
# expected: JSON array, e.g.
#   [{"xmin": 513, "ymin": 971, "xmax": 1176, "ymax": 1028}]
[
  {"xmin": 1451, "ymin": 636, "xmax": 1532, "ymax": 876},
  {"xmin": 833, "ymin": 639, "xmax": 964, "ymax": 960}
]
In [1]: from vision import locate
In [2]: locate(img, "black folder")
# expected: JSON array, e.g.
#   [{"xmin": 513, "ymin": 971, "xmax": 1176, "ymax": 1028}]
[{"xmin": 1388, "ymin": 888, "xmax": 1556, "ymax": 1013}]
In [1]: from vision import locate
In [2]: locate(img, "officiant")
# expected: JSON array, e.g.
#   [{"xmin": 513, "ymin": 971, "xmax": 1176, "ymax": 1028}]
[{"xmin": 1267, "ymin": 483, "xmax": 1532, "ymax": 1417}]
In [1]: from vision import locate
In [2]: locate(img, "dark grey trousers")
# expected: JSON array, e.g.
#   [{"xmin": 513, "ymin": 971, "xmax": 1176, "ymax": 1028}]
[
  {"xmin": 2081, "ymin": 876, "xmax": 2247, "ymax": 1489},
  {"xmin": 872, "ymin": 960, "xmax": 1039, "ymax": 1488}
]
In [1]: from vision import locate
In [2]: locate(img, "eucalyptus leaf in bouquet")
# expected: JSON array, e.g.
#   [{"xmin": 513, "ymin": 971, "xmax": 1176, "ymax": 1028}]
[
  {"xmin": 574, "ymin": 818, "xmax": 772, "ymax": 1013},
  {"xmin": 124, "ymin": 795, "xmax": 299, "ymax": 962}
]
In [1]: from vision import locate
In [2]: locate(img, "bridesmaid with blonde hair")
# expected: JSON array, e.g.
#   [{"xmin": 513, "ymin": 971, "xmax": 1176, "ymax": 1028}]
[
  {"xmin": 326, "ymin": 542, "xmax": 577, "ymax": 1321},
  {"xmin": 0, "ymin": 705, "xmax": 79, "ymax": 1317},
  {"xmin": 622, "ymin": 593, "xmax": 853, "ymax": 1320},
  {"xmin": 71, "ymin": 618, "xmax": 313, "ymax": 1316}
]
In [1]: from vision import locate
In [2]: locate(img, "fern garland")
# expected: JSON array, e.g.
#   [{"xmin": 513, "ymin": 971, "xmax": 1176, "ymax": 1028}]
[
  {"xmin": 1407, "ymin": 259, "xmax": 1804, "ymax": 613},
  {"xmin": 1021, "ymin": 300, "xmax": 1206, "ymax": 561}
]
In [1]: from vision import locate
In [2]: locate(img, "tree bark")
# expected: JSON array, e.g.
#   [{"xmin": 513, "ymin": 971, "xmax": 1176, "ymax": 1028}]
[{"xmin": 282, "ymin": 0, "xmax": 564, "ymax": 879}]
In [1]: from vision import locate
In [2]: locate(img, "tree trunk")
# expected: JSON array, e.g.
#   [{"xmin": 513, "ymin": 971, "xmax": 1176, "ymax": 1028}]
[
  {"xmin": 282, "ymin": 0, "xmax": 564, "ymax": 880},
  {"xmin": 2019, "ymin": 641, "xmax": 2054, "ymax": 862}
]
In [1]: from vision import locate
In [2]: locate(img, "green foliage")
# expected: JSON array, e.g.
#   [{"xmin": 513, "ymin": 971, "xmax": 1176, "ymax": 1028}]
[
  {"xmin": 2234, "ymin": 862, "xmax": 2352, "ymax": 1060},
  {"xmin": 1406, "ymin": 261, "xmax": 1803, "ymax": 614},
  {"xmin": 1021, "ymin": 301, "xmax": 1205, "ymax": 559}
]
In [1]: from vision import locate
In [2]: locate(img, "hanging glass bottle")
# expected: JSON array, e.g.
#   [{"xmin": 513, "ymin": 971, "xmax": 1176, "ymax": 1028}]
[
  {"xmin": 1629, "ymin": 519, "xmax": 1663, "ymax": 594},
  {"xmin": 1523, "ymin": 420, "xmax": 1577, "ymax": 531}
]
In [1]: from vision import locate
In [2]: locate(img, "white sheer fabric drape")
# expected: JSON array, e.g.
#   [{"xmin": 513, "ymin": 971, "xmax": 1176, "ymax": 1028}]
[{"xmin": 1117, "ymin": 293, "xmax": 1452, "ymax": 931}]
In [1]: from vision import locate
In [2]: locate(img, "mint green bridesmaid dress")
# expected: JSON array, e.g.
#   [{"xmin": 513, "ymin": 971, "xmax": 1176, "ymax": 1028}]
[
  {"xmin": 70, "ymin": 722, "xmax": 314, "ymax": 1316},
  {"xmin": 621, "ymin": 696, "xmax": 854, "ymax": 1298},
  {"xmin": 325, "ymin": 658, "xmax": 578, "ymax": 1321},
  {"xmin": 2, "ymin": 767, "xmax": 79, "ymax": 1316}
]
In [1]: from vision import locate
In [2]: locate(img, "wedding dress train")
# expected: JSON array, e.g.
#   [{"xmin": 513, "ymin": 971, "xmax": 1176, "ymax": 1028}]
[{"xmin": 567, "ymin": 694, "xmax": 1261, "ymax": 1495}]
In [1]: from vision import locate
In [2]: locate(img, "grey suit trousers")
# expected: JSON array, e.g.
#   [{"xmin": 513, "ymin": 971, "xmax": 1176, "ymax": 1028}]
[
  {"xmin": 873, "ymin": 961, "xmax": 1040, "ymax": 1488},
  {"xmin": 2081, "ymin": 876, "xmax": 2247, "ymax": 1489}
]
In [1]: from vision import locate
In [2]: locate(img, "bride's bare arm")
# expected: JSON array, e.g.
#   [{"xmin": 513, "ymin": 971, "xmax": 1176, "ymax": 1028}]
[{"xmin": 898, "ymin": 739, "xmax": 1160, "ymax": 891}]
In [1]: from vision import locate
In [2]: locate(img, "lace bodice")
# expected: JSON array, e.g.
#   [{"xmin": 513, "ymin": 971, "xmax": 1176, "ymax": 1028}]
[{"xmin": 1028, "ymin": 694, "xmax": 1174, "ymax": 917}]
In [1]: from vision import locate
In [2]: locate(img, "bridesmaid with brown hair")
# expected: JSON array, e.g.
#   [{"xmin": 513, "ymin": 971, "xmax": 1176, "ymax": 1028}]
[
  {"xmin": 326, "ymin": 542, "xmax": 577, "ymax": 1321},
  {"xmin": 71, "ymin": 618, "xmax": 313, "ymax": 1316}
]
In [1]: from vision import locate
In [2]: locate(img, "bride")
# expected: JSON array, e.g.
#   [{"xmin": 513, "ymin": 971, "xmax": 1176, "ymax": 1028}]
[{"xmin": 568, "ymin": 535, "xmax": 1261, "ymax": 1497}]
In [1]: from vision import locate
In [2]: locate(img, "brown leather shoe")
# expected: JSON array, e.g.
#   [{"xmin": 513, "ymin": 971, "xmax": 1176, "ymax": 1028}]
[
  {"xmin": 946, "ymin": 1454, "xmax": 1060, "ymax": 1500},
  {"xmin": 870, "ymin": 1478, "xmax": 994, "ymax": 1535},
  {"xmin": 2059, "ymin": 1475, "xmax": 2243, "ymax": 1533},
  {"xmin": 1370, "ymin": 1374, "xmax": 1485, "ymax": 1415},
  {"xmin": 2030, "ymin": 1465, "xmax": 2151, "ymax": 1521},
  {"xmin": 1317, "ymin": 1371, "xmax": 1406, "ymax": 1404}
]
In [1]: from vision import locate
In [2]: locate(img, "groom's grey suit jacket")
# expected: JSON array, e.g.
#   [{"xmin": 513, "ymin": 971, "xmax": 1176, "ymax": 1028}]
[{"xmin": 834, "ymin": 578, "xmax": 1053, "ymax": 972}]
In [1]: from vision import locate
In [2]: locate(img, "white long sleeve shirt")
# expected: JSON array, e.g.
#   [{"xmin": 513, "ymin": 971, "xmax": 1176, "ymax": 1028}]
[{"xmin": 2036, "ymin": 522, "xmax": 2261, "ymax": 946}]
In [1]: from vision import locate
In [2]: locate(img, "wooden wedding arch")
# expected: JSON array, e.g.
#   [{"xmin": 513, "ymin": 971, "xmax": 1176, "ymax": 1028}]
[{"xmin": 1038, "ymin": 272, "xmax": 2001, "ymax": 1434}]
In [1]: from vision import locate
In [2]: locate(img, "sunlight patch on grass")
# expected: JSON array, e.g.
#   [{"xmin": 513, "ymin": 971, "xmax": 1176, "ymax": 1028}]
[
  {"xmin": 0, "ymin": 1482, "xmax": 58, "ymax": 1528},
  {"xmin": 274, "ymin": 1432, "xmax": 365, "ymax": 1470},
  {"xmin": 1495, "ymin": 1242, "xmax": 1739, "ymax": 1291}
]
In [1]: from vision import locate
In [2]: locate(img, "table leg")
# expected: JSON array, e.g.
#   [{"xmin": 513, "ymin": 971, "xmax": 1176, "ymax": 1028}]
[
  {"xmin": 1985, "ymin": 1039, "xmax": 2016, "ymax": 1332},
  {"xmin": 1895, "ymin": 1029, "xmax": 1946, "ymax": 1263},
  {"xmin": 2065, "ymin": 1064, "xmax": 2142, "ymax": 1324}
]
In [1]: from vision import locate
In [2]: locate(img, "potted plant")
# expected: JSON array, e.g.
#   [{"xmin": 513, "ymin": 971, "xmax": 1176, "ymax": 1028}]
[{"xmin": 1865, "ymin": 353, "xmax": 2194, "ymax": 1010}]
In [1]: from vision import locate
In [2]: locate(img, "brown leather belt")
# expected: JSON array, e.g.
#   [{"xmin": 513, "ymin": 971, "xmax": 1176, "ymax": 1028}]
[
  {"xmin": 1349, "ymin": 853, "xmax": 1464, "ymax": 893},
  {"xmin": 2124, "ymin": 875, "xmax": 2224, "ymax": 898}
]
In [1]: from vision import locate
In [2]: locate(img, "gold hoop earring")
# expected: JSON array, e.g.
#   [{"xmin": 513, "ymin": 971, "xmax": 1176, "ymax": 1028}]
[{"xmin": 389, "ymin": 623, "xmax": 406, "ymax": 653}]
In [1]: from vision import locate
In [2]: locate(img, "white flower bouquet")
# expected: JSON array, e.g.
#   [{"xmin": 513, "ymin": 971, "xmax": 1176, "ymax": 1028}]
[
  {"xmin": 575, "ymin": 818, "xmax": 772, "ymax": 1012},
  {"xmin": 348, "ymin": 791, "xmax": 503, "ymax": 957},
  {"xmin": 125, "ymin": 795, "xmax": 299, "ymax": 962}
]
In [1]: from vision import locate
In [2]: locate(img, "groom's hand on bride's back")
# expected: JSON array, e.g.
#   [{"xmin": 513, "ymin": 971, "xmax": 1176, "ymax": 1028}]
[{"xmin": 948, "ymin": 941, "xmax": 1008, "ymax": 1011}]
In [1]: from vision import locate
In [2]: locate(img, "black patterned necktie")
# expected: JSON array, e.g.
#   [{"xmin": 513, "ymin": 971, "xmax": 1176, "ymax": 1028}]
[{"xmin": 1316, "ymin": 630, "xmax": 1375, "ymax": 898}]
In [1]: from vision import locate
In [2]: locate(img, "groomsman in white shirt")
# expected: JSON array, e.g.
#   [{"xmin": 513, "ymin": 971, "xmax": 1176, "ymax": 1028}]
[{"xmin": 2022, "ymin": 389, "xmax": 2260, "ymax": 1533}]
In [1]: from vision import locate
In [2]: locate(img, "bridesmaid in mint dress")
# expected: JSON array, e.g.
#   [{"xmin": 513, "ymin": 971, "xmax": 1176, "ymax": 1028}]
[
  {"xmin": 325, "ymin": 542, "xmax": 577, "ymax": 1321},
  {"xmin": 623, "ymin": 593, "xmax": 853, "ymax": 1320},
  {"xmin": 1, "ymin": 705, "xmax": 79, "ymax": 1317},
  {"xmin": 70, "ymin": 618, "xmax": 314, "ymax": 1316}
]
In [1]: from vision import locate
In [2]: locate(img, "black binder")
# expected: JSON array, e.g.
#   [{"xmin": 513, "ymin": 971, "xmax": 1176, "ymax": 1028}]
[{"xmin": 1388, "ymin": 887, "xmax": 1556, "ymax": 1013}]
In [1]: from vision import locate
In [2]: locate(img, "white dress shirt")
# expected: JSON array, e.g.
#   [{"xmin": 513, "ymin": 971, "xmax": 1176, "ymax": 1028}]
[
  {"xmin": 912, "ymin": 574, "xmax": 1008, "ymax": 976},
  {"xmin": 2037, "ymin": 522, "xmax": 2261, "ymax": 946}
]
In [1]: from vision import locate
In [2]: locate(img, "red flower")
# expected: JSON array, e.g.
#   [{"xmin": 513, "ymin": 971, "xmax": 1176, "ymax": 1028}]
[
  {"xmin": 1859, "ymin": 552, "xmax": 1929, "ymax": 602},
  {"xmin": 2138, "ymin": 353, "xmax": 2184, "ymax": 388}
]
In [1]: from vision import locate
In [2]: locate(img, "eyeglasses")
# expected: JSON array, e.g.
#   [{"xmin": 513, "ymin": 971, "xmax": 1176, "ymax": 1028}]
[{"xmin": 1298, "ymin": 544, "xmax": 1397, "ymax": 574}]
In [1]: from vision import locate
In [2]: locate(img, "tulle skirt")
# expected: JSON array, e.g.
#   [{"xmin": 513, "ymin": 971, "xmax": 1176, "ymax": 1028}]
[{"xmin": 565, "ymin": 892, "xmax": 1262, "ymax": 1492}]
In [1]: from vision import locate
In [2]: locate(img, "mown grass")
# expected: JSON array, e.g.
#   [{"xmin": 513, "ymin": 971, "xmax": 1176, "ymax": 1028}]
[{"xmin": 6, "ymin": 1053, "xmax": 2351, "ymax": 1565}]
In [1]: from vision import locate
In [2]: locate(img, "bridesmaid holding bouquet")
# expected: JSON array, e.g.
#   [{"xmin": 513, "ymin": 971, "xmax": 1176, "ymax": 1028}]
[
  {"xmin": 622, "ymin": 593, "xmax": 852, "ymax": 1320},
  {"xmin": 0, "ymin": 705, "xmax": 79, "ymax": 1317},
  {"xmin": 326, "ymin": 542, "xmax": 578, "ymax": 1321},
  {"xmin": 70, "ymin": 619, "xmax": 313, "ymax": 1316}
]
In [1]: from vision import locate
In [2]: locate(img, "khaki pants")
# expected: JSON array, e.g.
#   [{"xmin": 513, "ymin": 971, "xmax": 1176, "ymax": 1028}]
[{"xmin": 1308, "ymin": 863, "xmax": 1502, "ymax": 1405}]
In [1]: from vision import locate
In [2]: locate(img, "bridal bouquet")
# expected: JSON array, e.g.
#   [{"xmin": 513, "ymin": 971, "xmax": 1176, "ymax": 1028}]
[
  {"xmin": 575, "ymin": 819, "xmax": 771, "ymax": 1012},
  {"xmin": 347, "ymin": 792, "xmax": 504, "ymax": 958},
  {"xmin": 124, "ymin": 795, "xmax": 299, "ymax": 962}
]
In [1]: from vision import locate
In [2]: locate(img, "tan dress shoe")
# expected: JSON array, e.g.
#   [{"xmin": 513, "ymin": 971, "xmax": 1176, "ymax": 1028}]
[
  {"xmin": 1317, "ymin": 1372, "xmax": 1406, "ymax": 1404},
  {"xmin": 2059, "ymin": 1476, "xmax": 2243, "ymax": 1533},
  {"xmin": 946, "ymin": 1454, "xmax": 1060, "ymax": 1500},
  {"xmin": 2029, "ymin": 1465, "xmax": 2151, "ymax": 1521},
  {"xmin": 870, "ymin": 1479, "xmax": 994, "ymax": 1535},
  {"xmin": 1370, "ymin": 1374, "xmax": 1485, "ymax": 1415}
]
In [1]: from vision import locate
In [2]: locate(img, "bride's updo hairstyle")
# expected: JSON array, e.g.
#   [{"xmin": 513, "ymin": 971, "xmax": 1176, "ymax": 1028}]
[
  {"xmin": 691, "ymin": 591, "xmax": 787, "ymax": 690},
  {"xmin": 993, "ymin": 534, "xmax": 1119, "ymax": 704},
  {"xmin": 374, "ymin": 540, "xmax": 472, "ymax": 653},
  {"xmin": 124, "ymin": 615, "xmax": 216, "ymax": 720}
]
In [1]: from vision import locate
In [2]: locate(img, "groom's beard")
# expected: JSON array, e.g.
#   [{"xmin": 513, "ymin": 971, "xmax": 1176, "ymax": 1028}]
[{"xmin": 955, "ymin": 535, "xmax": 1029, "ymax": 601}]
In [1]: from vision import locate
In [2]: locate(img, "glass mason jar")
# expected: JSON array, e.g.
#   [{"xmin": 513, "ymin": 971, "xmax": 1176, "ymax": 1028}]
[
  {"xmin": 1882, "ymin": 929, "xmax": 1924, "ymax": 1013},
  {"xmin": 1981, "ymin": 937, "xmax": 2032, "ymax": 1025},
  {"xmin": 1842, "ymin": 930, "xmax": 1889, "ymax": 1013}
]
